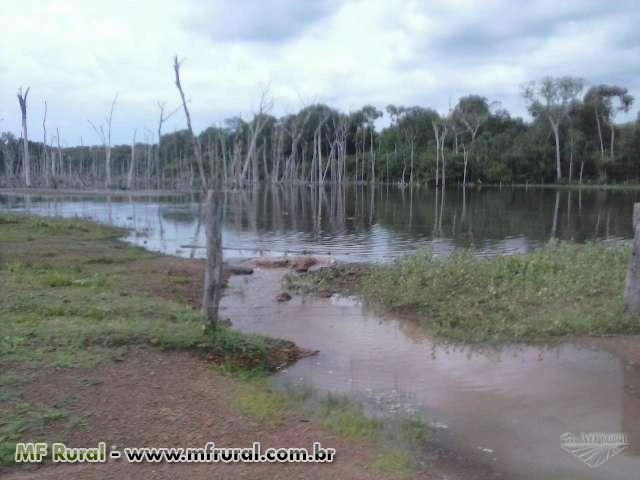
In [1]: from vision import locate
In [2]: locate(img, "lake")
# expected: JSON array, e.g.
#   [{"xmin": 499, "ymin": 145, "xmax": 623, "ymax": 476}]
[{"xmin": 1, "ymin": 185, "xmax": 638, "ymax": 262}]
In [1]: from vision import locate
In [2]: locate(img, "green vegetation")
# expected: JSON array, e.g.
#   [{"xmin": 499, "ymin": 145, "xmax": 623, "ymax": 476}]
[
  {"xmin": 370, "ymin": 449, "xmax": 413, "ymax": 479},
  {"xmin": 289, "ymin": 242, "xmax": 640, "ymax": 342},
  {"xmin": 0, "ymin": 403, "xmax": 66, "ymax": 466},
  {"xmin": 231, "ymin": 376, "xmax": 428, "ymax": 477},
  {"xmin": 364, "ymin": 242, "xmax": 639, "ymax": 341},
  {"xmin": 284, "ymin": 264, "xmax": 364, "ymax": 296},
  {"xmin": 2, "ymin": 78, "xmax": 639, "ymax": 189},
  {"xmin": 0, "ymin": 213, "xmax": 299, "ymax": 466},
  {"xmin": 0, "ymin": 213, "xmax": 296, "ymax": 370}
]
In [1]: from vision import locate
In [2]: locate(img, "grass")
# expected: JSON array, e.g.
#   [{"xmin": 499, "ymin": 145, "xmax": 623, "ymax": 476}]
[
  {"xmin": 284, "ymin": 264, "xmax": 365, "ymax": 296},
  {"xmin": 231, "ymin": 376, "xmax": 429, "ymax": 476},
  {"xmin": 363, "ymin": 242, "xmax": 639, "ymax": 342},
  {"xmin": 0, "ymin": 403, "xmax": 67, "ymax": 466},
  {"xmin": 287, "ymin": 242, "xmax": 640, "ymax": 342},
  {"xmin": 370, "ymin": 449, "xmax": 413, "ymax": 479},
  {"xmin": 0, "ymin": 213, "xmax": 300, "ymax": 466},
  {"xmin": 0, "ymin": 213, "xmax": 296, "ymax": 370}
]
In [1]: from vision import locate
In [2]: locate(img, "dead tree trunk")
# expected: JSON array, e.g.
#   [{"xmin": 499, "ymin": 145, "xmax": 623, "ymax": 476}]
[
  {"xmin": 127, "ymin": 129, "xmax": 137, "ymax": 189},
  {"xmin": 173, "ymin": 56, "xmax": 208, "ymax": 190},
  {"xmin": 89, "ymin": 93, "xmax": 118, "ymax": 189},
  {"xmin": 42, "ymin": 100, "xmax": 50, "ymax": 187},
  {"xmin": 201, "ymin": 188, "xmax": 224, "ymax": 330},
  {"xmin": 156, "ymin": 101, "xmax": 178, "ymax": 189},
  {"xmin": 17, "ymin": 87, "xmax": 31, "ymax": 187},
  {"xmin": 172, "ymin": 57, "xmax": 223, "ymax": 329},
  {"xmin": 56, "ymin": 128, "xmax": 63, "ymax": 181},
  {"xmin": 624, "ymin": 203, "xmax": 640, "ymax": 313}
]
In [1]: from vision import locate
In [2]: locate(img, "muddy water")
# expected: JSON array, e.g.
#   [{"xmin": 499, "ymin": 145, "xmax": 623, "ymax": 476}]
[{"xmin": 223, "ymin": 269, "xmax": 640, "ymax": 480}]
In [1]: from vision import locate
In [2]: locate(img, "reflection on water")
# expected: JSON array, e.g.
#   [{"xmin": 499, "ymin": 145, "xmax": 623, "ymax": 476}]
[
  {"xmin": 1, "ymin": 185, "xmax": 638, "ymax": 262},
  {"xmin": 224, "ymin": 269, "xmax": 640, "ymax": 480}
]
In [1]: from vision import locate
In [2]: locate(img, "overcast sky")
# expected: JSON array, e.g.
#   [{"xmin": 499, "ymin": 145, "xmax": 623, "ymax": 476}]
[{"xmin": 1, "ymin": 0, "xmax": 639, "ymax": 145}]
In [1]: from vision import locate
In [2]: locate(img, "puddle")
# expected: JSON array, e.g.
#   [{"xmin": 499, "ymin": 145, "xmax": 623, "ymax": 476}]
[{"xmin": 223, "ymin": 269, "xmax": 640, "ymax": 480}]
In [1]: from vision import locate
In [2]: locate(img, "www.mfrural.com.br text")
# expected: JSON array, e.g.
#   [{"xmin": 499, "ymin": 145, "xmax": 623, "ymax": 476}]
[{"xmin": 14, "ymin": 441, "xmax": 336, "ymax": 464}]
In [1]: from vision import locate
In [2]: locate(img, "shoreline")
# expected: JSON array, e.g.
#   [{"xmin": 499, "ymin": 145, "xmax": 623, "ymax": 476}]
[{"xmin": 4, "ymin": 181, "xmax": 640, "ymax": 198}]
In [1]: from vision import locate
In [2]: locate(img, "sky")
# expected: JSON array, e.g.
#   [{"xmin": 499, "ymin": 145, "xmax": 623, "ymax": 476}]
[{"xmin": 1, "ymin": 0, "xmax": 639, "ymax": 146}]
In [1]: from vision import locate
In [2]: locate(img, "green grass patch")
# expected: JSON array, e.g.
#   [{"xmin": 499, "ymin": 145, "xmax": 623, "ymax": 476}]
[
  {"xmin": 0, "ymin": 213, "xmax": 125, "ymax": 243},
  {"xmin": 370, "ymin": 449, "xmax": 413, "ymax": 479},
  {"xmin": 0, "ymin": 214, "xmax": 297, "ymax": 371},
  {"xmin": 230, "ymin": 378, "xmax": 429, "ymax": 476},
  {"xmin": 233, "ymin": 381, "xmax": 290, "ymax": 427},
  {"xmin": 284, "ymin": 264, "xmax": 364, "ymax": 296},
  {"xmin": 319, "ymin": 394, "xmax": 381, "ymax": 440},
  {"xmin": 0, "ymin": 403, "xmax": 66, "ymax": 466},
  {"xmin": 361, "ymin": 242, "xmax": 639, "ymax": 342}
]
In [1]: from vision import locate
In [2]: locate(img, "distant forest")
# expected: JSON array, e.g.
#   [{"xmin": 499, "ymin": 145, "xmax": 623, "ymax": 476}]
[{"xmin": 2, "ymin": 76, "xmax": 639, "ymax": 190}]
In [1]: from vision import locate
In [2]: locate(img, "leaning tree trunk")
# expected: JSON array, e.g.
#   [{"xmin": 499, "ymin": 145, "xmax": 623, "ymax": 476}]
[
  {"xmin": 551, "ymin": 121, "xmax": 562, "ymax": 181},
  {"xmin": 201, "ymin": 189, "xmax": 224, "ymax": 330},
  {"xmin": 174, "ymin": 56, "xmax": 208, "ymax": 190},
  {"xmin": 595, "ymin": 107, "xmax": 605, "ymax": 165}
]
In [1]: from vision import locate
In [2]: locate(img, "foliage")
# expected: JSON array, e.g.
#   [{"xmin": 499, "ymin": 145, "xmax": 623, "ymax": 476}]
[{"xmin": 1, "ymin": 77, "xmax": 638, "ymax": 188}]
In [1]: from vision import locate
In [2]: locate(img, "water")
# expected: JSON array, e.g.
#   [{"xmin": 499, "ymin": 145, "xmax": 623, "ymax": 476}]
[
  {"xmin": 1, "ymin": 185, "xmax": 638, "ymax": 262},
  {"xmin": 2, "ymin": 185, "xmax": 640, "ymax": 478},
  {"xmin": 223, "ymin": 269, "xmax": 640, "ymax": 480}
]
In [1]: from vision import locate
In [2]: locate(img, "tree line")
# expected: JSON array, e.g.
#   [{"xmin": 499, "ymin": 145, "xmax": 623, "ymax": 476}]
[{"xmin": 2, "ymin": 73, "xmax": 639, "ymax": 191}]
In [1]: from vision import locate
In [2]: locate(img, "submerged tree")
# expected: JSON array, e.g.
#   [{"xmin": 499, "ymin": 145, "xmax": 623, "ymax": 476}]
[
  {"xmin": 173, "ymin": 55, "xmax": 223, "ymax": 331},
  {"xmin": 89, "ymin": 93, "xmax": 118, "ymax": 188},
  {"xmin": 453, "ymin": 95, "xmax": 491, "ymax": 186},
  {"xmin": 522, "ymin": 76, "xmax": 583, "ymax": 181},
  {"xmin": 17, "ymin": 87, "xmax": 31, "ymax": 187},
  {"xmin": 585, "ymin": 85, "xmax": 634, "ymax": 163},
  {"xmin": 173, "ymin": 56, "xmax": 207, "ymax": 190}
]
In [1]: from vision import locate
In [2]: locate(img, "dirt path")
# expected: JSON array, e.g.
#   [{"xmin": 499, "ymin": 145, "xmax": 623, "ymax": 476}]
[{"xmin": 3, "ymin": 347, "xmax": 432, "ymax": 480}]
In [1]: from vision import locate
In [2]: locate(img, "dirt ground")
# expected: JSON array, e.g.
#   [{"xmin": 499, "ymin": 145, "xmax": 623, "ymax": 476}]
[{"xmin": 2, "ymin": 347, "xmax": 435, "ymax": 480}]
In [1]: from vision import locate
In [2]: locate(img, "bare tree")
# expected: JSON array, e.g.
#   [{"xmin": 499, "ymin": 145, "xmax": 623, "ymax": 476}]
[
  {"xmin": 432, "ymin": 117, "xmax": 447, "ymax": 187},
  {"xmin": 55, "ymin": 128, "xmax": 63, "ymax": 179},
  {"xmin": 42, "ymin": 100, "xmax": 50, "ymax": 187},
  {"xmin": 156, "ymin": 101, "xmax": 179, "ymax": 187},
  {"xmin": 17, "ymin": 87, "xmax": 31, "ymax": 187},
  {"xmin": 172, "ymin": 56, "xmax": 223, "ymax": 329},
  {"xmin": 240, "ymin": 86, "xmax": 273, "ymax": 184},
  {"xmin": 173, "ymin": 56, "xmax": 207, "ymax": 190},
  {"xmin": 127, "ymin": 129, "xmax": 137, "ymax": 189},
  {"xmin": 89, "ymin": 93, "xmax": 118, "ymax": 188}
]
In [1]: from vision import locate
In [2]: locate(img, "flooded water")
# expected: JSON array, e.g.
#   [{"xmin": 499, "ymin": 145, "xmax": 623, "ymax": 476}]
[
  {"xmin": 2, "ymin": 186, "xmax": 640, "ymax": 478},
  {"xmin": 224, "ymin": 269, "xmax": 640, "ymax": 480},
  {"xmin": 1, "ymin": 185, "xmax": 639, "ymax": 262}
]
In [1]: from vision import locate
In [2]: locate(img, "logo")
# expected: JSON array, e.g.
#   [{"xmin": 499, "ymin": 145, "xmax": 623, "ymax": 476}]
[{"xmin": 561, "ymin": 432, "xmax": 628, "ymax": 468}]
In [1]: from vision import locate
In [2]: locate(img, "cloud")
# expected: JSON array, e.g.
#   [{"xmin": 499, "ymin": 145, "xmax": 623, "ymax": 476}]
[
  {"xmin": 0, "ymin": 0, "xmax": 638, "ymax": 145},
  {"xmin": 185, "ymin": 0, "xmax": 339, "ymax": 43}
]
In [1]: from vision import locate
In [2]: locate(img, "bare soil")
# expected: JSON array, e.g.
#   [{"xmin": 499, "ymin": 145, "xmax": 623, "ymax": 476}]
[{"xmin": 2, "ymin": 347, "xmax": 433, "ymax": 480}]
